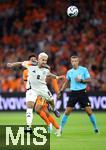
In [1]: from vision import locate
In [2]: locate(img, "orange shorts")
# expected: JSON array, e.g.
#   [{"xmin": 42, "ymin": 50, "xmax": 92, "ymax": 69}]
[{"xmin": 36, "ymin": 96, "xmax": 48, "ymax": 111}]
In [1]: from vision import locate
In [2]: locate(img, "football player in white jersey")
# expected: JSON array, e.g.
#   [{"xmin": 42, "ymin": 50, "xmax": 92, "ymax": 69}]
[
  {"xmin": 7, "ymin": 52, "xmax": 65, "ymax": 133},
  {"xmin": 22, "ymin": 53, "xmax": 65, "ymax": 132}
]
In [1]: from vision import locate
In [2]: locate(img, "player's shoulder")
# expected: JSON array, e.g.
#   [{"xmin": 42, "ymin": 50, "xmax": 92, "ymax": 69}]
[
  {"xmin": 22, "ymin": 61, "xmax": 37, "ymax": 68},
  {"xmin": 43, "ymin": 64, "xmax": 50, "ymax": 70},
  {"xmin": 23, "ymin": 69, "xmax": 28, "ymax": 80},
  {"xmin": 67, "ymin": 68, "xmax": 72, "ymax": 74},
  {"xmin": 27, "ymin": 65, "xmax": 37, "ymax": 72},
  {"xmin": 23, "ymin": 69, "xmax": 28, "ymax": 74},
  {"xmin": 31, "ymin": 62, "xmax": 38, "ymax": 66},
  {"xmin": 79, "ymin": 66, "xmax": 88, "ymax": 71},
  {"xmin": 28, "ymin": 62, "xmax": 38, "ymax": 69}
]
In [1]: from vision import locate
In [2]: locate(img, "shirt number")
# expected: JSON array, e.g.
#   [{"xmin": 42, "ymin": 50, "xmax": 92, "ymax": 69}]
[{"xmin": 37, "ymin": 75, "xmax": 40, "ymax": 79}]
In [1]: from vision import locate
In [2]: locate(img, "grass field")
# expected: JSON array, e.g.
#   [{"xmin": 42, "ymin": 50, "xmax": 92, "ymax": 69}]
[{"xmin": 0, "ymin": 112, "xmax": 106, "ymax": 150}]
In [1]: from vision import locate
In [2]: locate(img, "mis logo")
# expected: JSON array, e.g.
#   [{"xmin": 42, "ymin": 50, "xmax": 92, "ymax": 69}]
[{"xmin": 0, "ymin": 125, "xmax": 50, "ymax": 150}]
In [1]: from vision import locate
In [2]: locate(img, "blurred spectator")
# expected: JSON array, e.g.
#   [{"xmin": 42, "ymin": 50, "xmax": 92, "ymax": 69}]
[{"xmin": 0, "ymin": 0, "xmax": 105, "ymax": 92}]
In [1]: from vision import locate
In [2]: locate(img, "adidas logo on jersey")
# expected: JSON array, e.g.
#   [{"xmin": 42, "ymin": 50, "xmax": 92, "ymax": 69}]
[{"xmin": 32, "ymin": 70, "xmax": 36, "ymax": 73}]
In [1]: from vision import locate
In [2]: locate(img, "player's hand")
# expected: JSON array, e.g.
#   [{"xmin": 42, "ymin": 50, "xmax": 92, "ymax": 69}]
[
  {"xmin": 75, "ymin": 77, "xmax": 82, "ymax": 82},
  {"xmin": 57, "ymin": 75, "xmax": 66, "ymax": 80},
  {"xmin": 57, "ymin": 91, "xmax": 62, "ymax": 99},
  {"xmin": 48, "ymin": 100, "xmax": 55, "ymax": 111},
  {"xmin": 7, "ymin": 63, "xmax": 13, "ymax": 68}
]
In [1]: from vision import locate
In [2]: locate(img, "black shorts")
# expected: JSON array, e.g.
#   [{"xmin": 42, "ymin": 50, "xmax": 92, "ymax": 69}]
[{"xmin": 67, "ymin": 89, "xmax": 91, "ymax": 108}]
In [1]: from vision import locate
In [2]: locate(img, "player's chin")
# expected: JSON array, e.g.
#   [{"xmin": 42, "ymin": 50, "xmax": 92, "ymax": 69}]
[{"xmin": 42, "ymin": 64, "xmax": 46, "ymax": 67}]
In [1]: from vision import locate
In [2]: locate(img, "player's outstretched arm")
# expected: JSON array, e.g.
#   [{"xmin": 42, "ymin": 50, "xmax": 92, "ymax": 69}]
[
  {"xmin": 47, "ymin": 72, "xmax": 65, "ymax": 80},
  {"xmin": 7, "ymin": 60, "xmax": 35, "ymax": 68},
  {"xmin": 57, "ymin": 79, "xmax": 69, "ymax": 99},
  {"xmin": 7, "ymin": 62, "xmax": 23, "ymax": 68}
]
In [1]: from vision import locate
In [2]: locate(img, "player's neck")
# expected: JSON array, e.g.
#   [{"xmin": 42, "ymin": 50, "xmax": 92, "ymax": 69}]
[
  {"xmin": 73, "ymin": 65, "xmax": 79, "ymax": 69},
  {"xmin": 38, "ymin": 63, "xmax": 42, "ymax": 68}
]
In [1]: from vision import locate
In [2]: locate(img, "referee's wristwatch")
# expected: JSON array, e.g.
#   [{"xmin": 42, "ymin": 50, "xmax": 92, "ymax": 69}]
[{"xmin": 80, "ymin": 79, "xmax": 84, "ymax": 83}]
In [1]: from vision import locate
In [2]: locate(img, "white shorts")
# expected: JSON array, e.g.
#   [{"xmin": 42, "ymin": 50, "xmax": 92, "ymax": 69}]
[
  {"xmin": 37, "ymin": 89, "xmax": 53, "ymax": 101},
  {"xmin": 26, "ymin": 89, "xmax": 37, "ymax": 103},
  {"xmin": 26, "ymin": 88, "xmax": 53, "ymax": 103}
]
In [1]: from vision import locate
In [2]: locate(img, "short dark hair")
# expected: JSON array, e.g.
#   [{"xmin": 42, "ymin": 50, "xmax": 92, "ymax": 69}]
[
  {"xmin": 71, "ymin": 55, "xmax": 79, "ymax": 59},
  {"xmin": 28, "ymin": 54, "xmax": 37, "ymax": 60}
]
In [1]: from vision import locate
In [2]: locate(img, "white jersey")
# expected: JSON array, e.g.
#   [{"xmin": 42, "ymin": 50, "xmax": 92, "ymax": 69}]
[
  {"xmin": 22, "ymin": 61, "xmax": 53, "ymax": 101},
  {"xmin": 27, "ymin": 65, "xmax": 50, "ymax": 90},
  {"xmin": 22, "ymin": 61, "xmax": 50, "ymax": 90}
]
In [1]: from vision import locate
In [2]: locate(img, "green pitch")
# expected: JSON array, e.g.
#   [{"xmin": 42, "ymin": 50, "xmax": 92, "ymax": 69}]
[{"xmin": 0, "ymin": 112, "xmax": 105, "ymax": 150}]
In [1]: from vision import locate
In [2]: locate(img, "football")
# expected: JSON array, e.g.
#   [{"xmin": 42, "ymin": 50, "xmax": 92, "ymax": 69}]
[{"xmin": 67, "ymin": 6, "xmax": 79, "ymax": 17}]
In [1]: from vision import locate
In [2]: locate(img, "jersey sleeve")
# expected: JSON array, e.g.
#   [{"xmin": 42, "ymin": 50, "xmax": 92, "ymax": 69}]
[
  {"xmin": 22, "ymin": 61, "xmax": 32, "ymax": 68},
  {"xmin": 51, "ymin": 79, "xmax": 59, "ymax": 94},
  {"xmin": 44, "ymin": 64, "xmax": 50, "ymax": 70},
  {"xmin": 66, "ymin": 71, "xmax": 71, "ymax": 81},
  {"xmin": 84, "ymin": 68, "xmax": 90, "ymax": 79},
  {"xmin": 23, "ymin": 69, "xmax": 28, "ymax": 81},
  {"xmin": 46, "ymin": 69, "xmax": 50, "ymax": 75}
]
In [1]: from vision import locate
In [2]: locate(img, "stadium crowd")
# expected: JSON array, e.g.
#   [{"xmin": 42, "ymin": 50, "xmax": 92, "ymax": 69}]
[{"xmin": 0, "ymin": 0, "xmax": 105, "ymax": 92}]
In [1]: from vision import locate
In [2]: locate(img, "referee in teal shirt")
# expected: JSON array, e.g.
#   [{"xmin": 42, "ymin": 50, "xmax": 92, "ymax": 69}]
[{"xmin": 57, "ymin": 55, "xmax": 99, "ymax": 136}]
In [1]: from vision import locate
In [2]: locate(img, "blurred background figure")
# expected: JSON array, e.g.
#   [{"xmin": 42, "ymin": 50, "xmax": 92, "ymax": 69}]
[{"xmin": 0, "ymin": 0, "xmax": 105, "ymax": 92}]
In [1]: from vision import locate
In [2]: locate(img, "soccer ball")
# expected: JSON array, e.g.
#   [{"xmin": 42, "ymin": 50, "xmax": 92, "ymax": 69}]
[{"xmin": 67, "ymin": 6, "xmax": 79, "ymax": 17}]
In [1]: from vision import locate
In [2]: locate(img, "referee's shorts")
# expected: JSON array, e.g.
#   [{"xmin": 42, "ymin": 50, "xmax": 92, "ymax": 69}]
[{"xmin": 67, "ymin": 89, "xmax": 91, "ymax": 108}]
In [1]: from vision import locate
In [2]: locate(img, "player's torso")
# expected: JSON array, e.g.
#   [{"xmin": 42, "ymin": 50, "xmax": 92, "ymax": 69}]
[
  {"xmin": 68, "ymin": 66, "xmax": 87, "ymax": 90},
  {"xmin": 27, "ymin": 66, "xmax": 49, "ymax": 90},
  {"xmin": 68, "ymin": 66, "xmax": 85, "ymax": 80}
]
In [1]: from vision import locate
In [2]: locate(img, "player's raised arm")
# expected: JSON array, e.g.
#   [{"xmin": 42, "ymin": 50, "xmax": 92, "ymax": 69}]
[
  {"xmin": 7, "ymin": 62, "xmax": 23, "ymax": 68},
  {"xmin": 47, "ymin": 72, "xmax": 65, "ymax": 80},
  {"xmin": 60, "ymin": 79, "xmax": 69, "ymax": 92},
  {"xmin": 57, "ymin": 79, "xmax": 69, "ymax": 99},
  {"xmin": 7, "ymin": 61, "xmax": 33, "ymax": 68},
  {"xmin": 51, "ymin": 79, "xmax": 59, "ymax": 94}
]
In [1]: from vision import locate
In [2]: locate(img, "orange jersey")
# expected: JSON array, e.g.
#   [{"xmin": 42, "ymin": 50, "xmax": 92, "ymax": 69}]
[
  {"xmin": 36, "ymin": 96, "xmax": 48, "ymax": 111},
  {"xmin": 23, "ymin": 69, "xmax": 28, "ymax": 87},
  {"xmin": 51, "ymin": 79, "xmax": 59, "ymax": 94}
]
